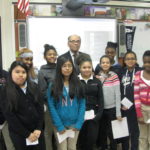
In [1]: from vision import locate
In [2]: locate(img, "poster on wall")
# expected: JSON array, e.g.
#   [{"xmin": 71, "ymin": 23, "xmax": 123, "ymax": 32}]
[{"xmin": 125, "ymin": 26, "xmax": 136, "ymax": 51}]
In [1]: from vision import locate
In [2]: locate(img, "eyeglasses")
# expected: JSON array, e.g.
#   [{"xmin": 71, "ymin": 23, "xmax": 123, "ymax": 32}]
[
  {"xmin": 125, "ymin": 58, "xmax": 136, "ymax": 61},
  {"xmin": 69, "ymin": 40, "xmax": 81, "ymax": 44}
]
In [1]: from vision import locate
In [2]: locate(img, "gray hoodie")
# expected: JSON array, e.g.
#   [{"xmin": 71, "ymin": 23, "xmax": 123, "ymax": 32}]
[{"xmin": 38, "ymin": 63, "xmax": 56, "ymax": 100}]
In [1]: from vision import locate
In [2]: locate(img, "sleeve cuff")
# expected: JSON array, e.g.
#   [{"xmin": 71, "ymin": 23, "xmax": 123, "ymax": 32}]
[
  {"xmin": 136, "ymin": 108, "xmax": 143, "ymax": 118},
  {"xmin": 57, "ymin": 125, "xmax": 65, "ymax": 132}
]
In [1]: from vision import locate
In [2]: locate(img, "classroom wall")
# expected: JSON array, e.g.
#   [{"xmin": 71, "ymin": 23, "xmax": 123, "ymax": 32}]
[
  {"xmin": 0, "ymin": 0, "xmax": 61, "ymax": 70},
  {"xmin": 0, "ymin": 0, "xmax": 15, "ymax": 70},
  {"xmin": 1, "ymin": 0, "xmax": 150, "ymax": 70},
  {"xmin": 131, "ymin": 22, "xmax": 150, "ymax": 66}
]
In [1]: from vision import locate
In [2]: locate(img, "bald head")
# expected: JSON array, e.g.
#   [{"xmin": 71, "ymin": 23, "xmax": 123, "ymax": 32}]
[
  {"xmin": 68, "ymin": 35, "xmax": 81, "ymax": 53},
  {"xmin": 68, "ymin": 34, "xmax": 81, "ymax": 41}
]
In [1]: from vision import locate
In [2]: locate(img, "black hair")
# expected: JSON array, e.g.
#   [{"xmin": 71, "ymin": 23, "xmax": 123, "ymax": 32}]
[
  {"xmin": 76, "ymin": 53, "xmax": 92, "ymax": 66},
  {"xmin": 5, "ymin": 61, "xmax": 28, "ymax": 111},
  {"xmin": 106, "ymin": 42, "xmax": 118, "ymax": 50},
  {"xmin": 8, "ymin": 61, "xmax": 29, "ymax": 83},
  {"xmin": 100, "ymin": 55, "xmax": 111, "ymax": 64},
  {"xmin": 143, "ymin": 50, "xmax": 150, "ymax": 59},
  {"xmin": 123, "ymin": 51, "xmax": 137, "ymax": 67},
  {"xmin": 124, "ymin": 51, "xmax": 137, "ymax": 61},
  {"xmin": 5, "ymin": 61, "xmax": 39, "ymax": 111},
  {"xmin": 44, "ymin": 44, "xmax": 57, "ymax": 57},
  {"xmin": 51, "ymin": 57, "xmax": 84, "ymax": 100}
]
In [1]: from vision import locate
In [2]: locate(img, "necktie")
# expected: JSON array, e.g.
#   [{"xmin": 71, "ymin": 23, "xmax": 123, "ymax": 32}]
[
  {"xmin": 73, "ymin": 53, "xmax": 77, "ymax": 65},
  {"xmin": 73, "ymin": 53, "xmax": 79, "ymax": 74}
]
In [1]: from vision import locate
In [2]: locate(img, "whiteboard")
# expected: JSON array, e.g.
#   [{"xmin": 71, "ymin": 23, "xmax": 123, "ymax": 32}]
[
  {"xmin": 27, "ymin": 17, "xmax": 117, "ymax": 69},
  {"xmin": 125, "ymin": 21, "xmax": 150, "ymax": 66}
]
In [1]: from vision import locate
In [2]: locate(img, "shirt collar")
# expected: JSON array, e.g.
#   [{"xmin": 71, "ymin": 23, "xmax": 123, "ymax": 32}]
[
  {"xmin": 78, "ymin": 74, "xmax": 93, "ymax": 81},
  {"xmin": 21, "ymin": 82, "xmax": 27, "ymax": 94},
  {"xmin": 112, "ymin": 59, "xmax": 119, "ymax": 66},
  {"xmin": 69, "ymin": 50, "xmax": 79, "ymax": 57}
]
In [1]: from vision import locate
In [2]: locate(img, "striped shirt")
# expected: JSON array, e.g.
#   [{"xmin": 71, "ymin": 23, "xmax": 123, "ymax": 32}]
[
  {"xmin": 134, "ymin": 71, "xmax": 150, "ymax": 117},
  {"xmin": 98, "ymin": 71, "xmax": 121, "ymax": 117}
]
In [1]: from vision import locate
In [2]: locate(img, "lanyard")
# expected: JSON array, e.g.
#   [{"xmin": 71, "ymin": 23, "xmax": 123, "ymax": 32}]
[{"xmin": 124, "ymin": 69, "xmax": 135, "ymax": 96}]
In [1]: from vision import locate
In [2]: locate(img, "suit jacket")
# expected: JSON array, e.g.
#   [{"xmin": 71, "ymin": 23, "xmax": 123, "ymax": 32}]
[
  {"xmin": 58, "ymin": 51, "xmax": 79, "ymax": 62},
  {"xmin": 57, "ymin": 51, "xmax": 89, "ymax": 74}
]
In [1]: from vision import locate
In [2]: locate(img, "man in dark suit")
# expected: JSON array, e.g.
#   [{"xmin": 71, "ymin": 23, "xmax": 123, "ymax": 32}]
[{"xmin": 58, "ymin": 34, "xmax": 90, "ymax": 74}]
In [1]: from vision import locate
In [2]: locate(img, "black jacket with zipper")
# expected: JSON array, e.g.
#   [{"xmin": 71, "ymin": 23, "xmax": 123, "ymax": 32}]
[{"xmin": 80, "ymin": 76, "xmax": 104, "ymax": 122}]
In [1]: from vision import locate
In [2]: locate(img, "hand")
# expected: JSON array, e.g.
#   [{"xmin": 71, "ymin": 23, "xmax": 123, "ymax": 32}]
[
  {"xmin": 95, "ymin": 75, "xmax": 102, "ymax": 80},
  {"xmin": 27, "ymin": 133, "xmax": 38, "ymax": 142},
  {"xmin": 72, "ymin": 128, "xmax": 78, "ymax": 131},
  {"xmin": 117, "ymin": 116, "xmax": 122, "ymax": 121},
  {"xmin": 59, "ymin": 130, "xmax": 66, "ymax": 135},
  {"xmin": 138, "ymin": 117, "xmax": 145, "ymax": 124},
  {"xmin": 33, "ymin": 130, "xmax": 41, "ymax": 139},
  {"xmin": 95, "ymin": 75, "xmax": 100, "ymax": 79},
  {"xmin": 122, "ymin": 106, "xmax": 128, "ymax": 111}
]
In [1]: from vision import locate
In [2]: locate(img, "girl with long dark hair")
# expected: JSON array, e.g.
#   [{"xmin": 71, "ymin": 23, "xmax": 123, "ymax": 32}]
[
  {"xmin": 47, "ymin": 57, "xmax": 85, "ymax": 150},
  {"xmin": 0, "ymin": 61, "xmax": 45, "ymax": 150}
]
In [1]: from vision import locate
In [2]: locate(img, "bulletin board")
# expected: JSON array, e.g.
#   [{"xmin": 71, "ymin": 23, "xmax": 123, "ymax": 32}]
[{"xmin": 27, "ymin": 17, "xmax": 117, "ymax": 68}]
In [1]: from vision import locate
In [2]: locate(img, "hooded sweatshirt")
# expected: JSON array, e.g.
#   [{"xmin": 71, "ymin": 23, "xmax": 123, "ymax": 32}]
[{"xmin": 38, "ymin": 63, "xmax": 56, "ymax": 100}]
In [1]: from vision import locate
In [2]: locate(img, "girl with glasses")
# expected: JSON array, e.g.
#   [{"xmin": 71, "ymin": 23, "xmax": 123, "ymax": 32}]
[{"xmin": 120, "ymin": 51, "xmax": 141, "ymax": 150}]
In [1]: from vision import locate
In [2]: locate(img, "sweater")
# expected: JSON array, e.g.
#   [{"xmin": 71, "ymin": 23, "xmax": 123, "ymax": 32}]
[
  {"xmin": 38, "ymin": 63, "xmax": 56, "ymax": 100},
  {"xmin": 134, "ymin": 71, "xmax": 150, "ymax": 117},
  {"xmin": 47, "ymin": 84, "xmax": 85, "ymax": 132},
  {"xmin": 97, "ymin": 71, "xmax": 121, "ymax": 117},
  {"xmin": 94, "ymin": 61, "xmax": 121, "ymax": 76}
]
